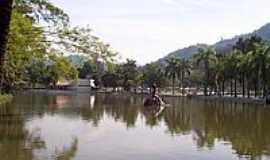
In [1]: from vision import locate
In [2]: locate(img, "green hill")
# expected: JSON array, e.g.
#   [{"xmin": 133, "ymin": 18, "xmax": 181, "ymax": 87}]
[{"xmin": 159, "ymin": 23, "xmax": 270, "ymax": 62}]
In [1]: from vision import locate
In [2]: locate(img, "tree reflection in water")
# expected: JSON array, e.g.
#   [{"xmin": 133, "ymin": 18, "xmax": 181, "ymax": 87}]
[
  {"xmin": 0, "ymin": 102, "xmax": 44, "ymax": 160},
  {"xmin": 0, "ymin": 98, "xmax": 78, "ymax": 160},
  {"xmin": 2, "ymin": 92, "xmax": 270, "ymax": 160},
  {"xmin": 54, "ymin": 138, "xmax": 78, "ymax": 160},
  {"xmin": 91, "ymin": 94, "xmax": 270, "ymax": 159}
]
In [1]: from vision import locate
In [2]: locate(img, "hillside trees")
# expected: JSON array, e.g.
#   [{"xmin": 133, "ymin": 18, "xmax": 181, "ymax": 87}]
[{"xmin": 189, "ymin": 36, "xmax": 270, "ymax": 98}]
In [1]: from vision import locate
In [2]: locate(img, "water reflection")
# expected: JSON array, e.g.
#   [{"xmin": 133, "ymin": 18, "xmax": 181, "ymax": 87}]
[
  {"xmin": 1, "ymin": 92, "xmax": 270, "ymax": 160},
  {"xmin": 0, "ymin": 103, "xmax": 44, "ymax": 160},
  {"xmin": 54, "ymin": 138, "xmax": 78, "ymax": 160},
  {"xmin": 0, "ymin": 101, "xmax": 79, "ymax": 160},
  {"xmin": 89, "ymin": 95, "xmax": 95, "ymax": 109}
]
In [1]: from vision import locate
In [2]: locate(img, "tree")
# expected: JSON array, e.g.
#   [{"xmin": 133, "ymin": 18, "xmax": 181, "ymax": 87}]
[
  {"xmin": 26, "ymin": 58, "xmax": 47, "ymax": 88},
  {"xmin": 250, "ymin": 43, "xmax": 270, "ymax": 97},
  {"xmin": 101, "ymin": 72, "xmax": 119, "ymax": 90},
  {"xmin": 235, "ymin": 50, "xmax": 249, "ymax": 97},
  {"xmin": 0, "ymin": 0, "xmax": 69, "ymax": 91},
  {"xmin": 14, "ymin": 0, "xmax": 69, "ymax": 27},
  {"xmin": 79, "ymin": 61, "xmax": 95, "ymax": 79},
  {"xmin": 194, "ymin": 47, "xmax": 216, "ymax": 96},
  {"xmin": 116, "ymin": 59, "xmax": 138, "ymax": 91},
  {"xmin": 2, "ymin": 11, "xmax": 47, "ymax": 91},
  {"xmin": 52, "ymin": 27, "xmax": 118, "ymax": 65},
  {"xmin": 45, "ymin": 54, "xmax": 78, "ymax": 88},
  {"xmin": 178, "ymin": 59, "xmax": 191, "ymax": 95},
  {"xmin": 0, "ymin": 0, "xmax": 122, "ymax": 93},
  {"xmin": 165, "ymin": 57, "xmax": 180, "ymax": 95},
  {"xmin": 213, "ymin": 54, "xmax": 226, "ymax": 96},
  {"xmin": 233, "ymin": 36, "xmax": 263, "ymax": 98},
  {"xmin": 0, "ymin": 0, "xmax": 14, "ymax": 89},
  {"xmin": 224, "ymin": 51, "xmax": 239, "ymax": 97},
  {"xmin": 143, "ymin": 63, "xmax": 166, "ymax": 88},
  {"xmin": 14, "ymin": 0, "xmax": 119, "ymax": 76}
]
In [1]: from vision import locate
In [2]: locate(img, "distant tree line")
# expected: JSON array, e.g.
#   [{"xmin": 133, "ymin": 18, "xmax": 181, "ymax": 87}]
[
  {"xmin": 79, "ymin": 35, "xmax": 270, "ymax": 99},
  {"xmin": 192, "ymin": 35, "xmax": 270, "ymax": 98}
]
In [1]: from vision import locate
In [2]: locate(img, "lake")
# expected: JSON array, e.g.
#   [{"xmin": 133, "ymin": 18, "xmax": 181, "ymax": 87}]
[{"xmin": 0, "ymin": 92, "xmax": 270, "ymax": 160}]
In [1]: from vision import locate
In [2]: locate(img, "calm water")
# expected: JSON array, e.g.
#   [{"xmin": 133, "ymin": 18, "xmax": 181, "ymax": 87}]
[{"xmin": 1, "ymin": 92, "xmax": 270, "ymax": 160}]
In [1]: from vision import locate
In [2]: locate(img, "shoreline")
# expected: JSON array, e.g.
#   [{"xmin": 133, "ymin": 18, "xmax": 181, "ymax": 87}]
[
  {"xmin": 20, "ymin": 89, "xmax": 268, "ymax": 105},
  {"xmin": 138, "ymin": 92, "xmax": 267, "ymax": 105}
]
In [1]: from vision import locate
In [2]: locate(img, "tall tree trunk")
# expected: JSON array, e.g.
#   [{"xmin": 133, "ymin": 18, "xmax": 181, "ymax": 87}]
[
  {"xmin": 206, "ymin": 69, "xmax": 210, "ymax": 96},
  {"xmin": 0, "ymin": 0, "xmax": 14, "ymax": 91},
  {"xmin": 204, "ymin": 83, "xmax": 207, "ymax": 96},
  {"xmin": 215, "ymin": 82, "xmax": 221, "ymax": 96},
  {"xmin": 215, "ymin": 82, "xmax": 219, "ymax": 96},
  {"xmin": 222, "ymin": 80, "xmax": 225, "ymax": 96},
  {"xmin": 204, "ymin": 61, "xmax": 209, "ymax": 96},
  {"xmin": 230, "ymin": 79, "xmax": 233, "ymax": 97},
  {"xmin": 181, "ymin": 72, "xmax": 184, "ymax": 96},
  {"xmin": 215, "ymin": 78, "xmax": 218, "ymax": 96},
  {"xmin": 254, "ymin": 80, "xmax": 258, "ymax": 98},
  {"xmin": 234, "ymin": 78, "xmax": 237, "ymax": 98},
  {"xmin": 172, "ymin": 77, "xmax": 175, "ymax": 96},
  {"xmin": 262, "ymin": 63, "xmax": 267, "ymax": 98},
  {"xmin": 247, "ymin": 82, "xmax": 250, "ymax": 98},
  {"xmin": 242, "ymin": 75, "xmax": 245, "ymax": 97}
]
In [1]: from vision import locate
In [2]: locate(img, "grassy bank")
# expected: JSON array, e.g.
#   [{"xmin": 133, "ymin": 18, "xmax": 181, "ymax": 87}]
[{"xmin": 0, "ymin": 94, "xmax": 13, "ymax": 105}]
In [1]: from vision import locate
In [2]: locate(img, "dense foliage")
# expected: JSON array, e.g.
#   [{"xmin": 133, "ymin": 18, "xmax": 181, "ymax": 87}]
[
  {"xmin": 190, "ymin": 36, "xmax": 270, "ymax": 98},
  {"xmin": 1, "ymin": 0, "xmax": 118, "ymax": 91}
]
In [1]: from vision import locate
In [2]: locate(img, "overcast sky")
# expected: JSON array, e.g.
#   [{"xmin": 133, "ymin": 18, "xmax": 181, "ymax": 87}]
[{"xmin": 51, "ymin": 0, "xmax": 270, "ymax": 65}]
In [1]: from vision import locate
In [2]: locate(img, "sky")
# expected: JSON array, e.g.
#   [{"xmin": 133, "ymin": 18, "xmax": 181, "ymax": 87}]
[{"xmin": 51, "ymin": 0, "xmax": 270, "ymax": 65}]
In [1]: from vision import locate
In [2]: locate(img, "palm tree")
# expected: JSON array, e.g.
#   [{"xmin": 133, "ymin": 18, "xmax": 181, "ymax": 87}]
[
  {"xmin": 178, "ymin": 59, "xmax": 191, "ymax": 95},
  {"xmin": 165, "ymin": 57, "xmax": 179, "ymax": 95},
  {"xmin": 195, "ymin": 47, "xmax": 216, "ymax": 96},
  {"xmin": 0, "ymin": 0, "xmax": 14, "ymax": 89},
  {"xmin": 214, "ymin": 54, "xmax": 226, "ymax": 96},
  {"xmin": 235, "ymin": 50, "xmax": 251, "ymax": 98},
  {"xmin": 233, "ymin": 35, "xmax": 263, "ymax": 98},
  {"xmin": 250, "ymin": 43, "xmax": 270, "ymax": 97},
  {"xmin": 224, "ymin": 51, "xmax": 240, "ymax": 97}
]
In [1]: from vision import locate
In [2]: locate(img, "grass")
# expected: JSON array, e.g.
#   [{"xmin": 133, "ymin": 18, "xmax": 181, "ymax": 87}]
[{"xmin": 0, "ymin": 94, "xmax": 13, "ymax": 105}]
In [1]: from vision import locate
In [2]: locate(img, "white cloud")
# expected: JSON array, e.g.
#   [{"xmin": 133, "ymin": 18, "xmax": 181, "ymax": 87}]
[{"xmin": 161, "ymin": 0, "xmax": 177, "ymax": 5}]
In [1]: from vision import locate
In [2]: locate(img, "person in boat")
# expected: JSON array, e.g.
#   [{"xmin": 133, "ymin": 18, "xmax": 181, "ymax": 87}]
[{"xmin": 144, "ymin": 84, "xmax": 164, "ymax": 106}]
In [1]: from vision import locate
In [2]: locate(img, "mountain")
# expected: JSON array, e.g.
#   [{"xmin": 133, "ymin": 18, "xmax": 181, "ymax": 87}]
[{"xmin": 159, "ymin": 23, "xmax": 270, "ymax": 61}]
